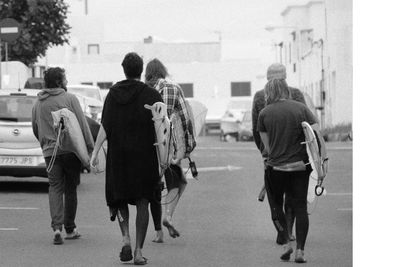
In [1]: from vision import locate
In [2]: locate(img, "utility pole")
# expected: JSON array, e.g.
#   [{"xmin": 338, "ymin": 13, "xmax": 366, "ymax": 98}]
[{"xmin": 85, "ymin": 0, "xmax": 88, "ymax": 15}]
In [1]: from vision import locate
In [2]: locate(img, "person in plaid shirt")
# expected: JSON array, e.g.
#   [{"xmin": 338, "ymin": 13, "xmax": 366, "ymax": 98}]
[{"xmin": 145, "ymin": 58, "xmax": 193, "ymax": 242}]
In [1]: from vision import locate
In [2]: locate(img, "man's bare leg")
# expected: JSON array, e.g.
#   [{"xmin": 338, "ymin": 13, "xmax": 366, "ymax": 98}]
[
  {"xmin": 117, "ymin": 205, "xmax": 133, "ymax": 262},
  {"xmin": 134, "ymin": 198, "xmax": 149, "ymax": 264}
]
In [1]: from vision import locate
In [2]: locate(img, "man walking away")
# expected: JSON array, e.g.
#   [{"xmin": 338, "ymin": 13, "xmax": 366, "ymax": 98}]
[{"xmin": 32, "ymin": 67, "xmax": 94, "ymax": 245}]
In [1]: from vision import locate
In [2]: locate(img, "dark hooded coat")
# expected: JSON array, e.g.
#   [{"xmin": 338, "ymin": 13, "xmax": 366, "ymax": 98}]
[{"xmin": 101, "ymin": 79, "xmax": 162, "ymax": 206}]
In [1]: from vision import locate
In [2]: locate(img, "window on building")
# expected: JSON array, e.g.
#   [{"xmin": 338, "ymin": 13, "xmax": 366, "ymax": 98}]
[
  {"xmin": 81, "ymin": 82, "xmax": 93, "ymax": 85},
  {"xmin": 97, "ymin": 82, "xmax": 113, "ymax": 89},
  {"xmin": 179, "ymin": 83, "xmax": 194, "ymax": 98},
  {"xmin": 231, "ymin": 82, "xmax": 251, "ymax": 97},
  {"xmin": 293, "ymin": 63, "xmax": 296, "ymax": 73},
  {"xmin": 88, "ymin": 44, "xmax": 100, "ymax": 55}
]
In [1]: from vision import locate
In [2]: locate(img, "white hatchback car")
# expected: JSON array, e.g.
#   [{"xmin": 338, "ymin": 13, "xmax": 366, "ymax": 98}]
[{"xmin": 0, "ymin": 89, "xmax": 47, "ymax": 178}]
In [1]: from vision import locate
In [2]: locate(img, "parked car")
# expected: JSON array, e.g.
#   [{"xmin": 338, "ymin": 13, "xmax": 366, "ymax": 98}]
[
  {"xmin": 238, "ymin": 110, "xmax": 253, "ymax": 141},
  {"xmin": 220, "ymin": 98, "xmax": 252, "ymax": 141},
  {"xmin": 67, "ymin": 85, "xmax": 103, "ymax": 122},
  {"xmin": 0, "ymin": 89, "xmax": 47, "ymax": 178}
]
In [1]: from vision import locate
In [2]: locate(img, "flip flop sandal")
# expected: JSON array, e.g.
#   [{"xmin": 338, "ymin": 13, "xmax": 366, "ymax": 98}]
[
  {"xmin": 120, "ymin": 245, "xmax": 133, "ymax": 262},
  {"xmin": 134, "ymin": 256, "xmax": 148, "ymax": 265}
]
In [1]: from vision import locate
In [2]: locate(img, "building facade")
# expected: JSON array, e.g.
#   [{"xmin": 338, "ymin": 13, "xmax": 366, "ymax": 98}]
[
  {"xmin": 37, "ymin": 12, "xmax": 267, "ymax": 122},
  {"xmin": 276, "ymin": 0, "xmax": 352, "ymax": 127}
]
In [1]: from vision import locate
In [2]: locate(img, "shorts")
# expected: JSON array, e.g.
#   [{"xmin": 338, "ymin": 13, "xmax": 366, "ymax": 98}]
[{"xmin": 165, "ymin": 164, "xmax": 187, "ymax": 191}]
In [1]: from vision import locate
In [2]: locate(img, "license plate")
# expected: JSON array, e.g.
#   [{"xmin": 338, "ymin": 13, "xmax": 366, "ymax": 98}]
[{"xmin": 0, "ymin": 156, "xmax": 37, "ymax": 166}]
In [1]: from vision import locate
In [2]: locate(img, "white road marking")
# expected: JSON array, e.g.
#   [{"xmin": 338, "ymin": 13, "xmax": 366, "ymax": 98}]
[
  {"xmin": 186, "ymin": 165, "xmax": 242, "ymax": 179},
  {"xmin": 337, "ymin": 208, "xmax": 352, "ymax": 211},
  {"xmin": 328, "ymin": 147, "xmax": 352, "ymax": 150},
  {"xmin": 196, "ymin": 147, "xmax": 256, "ymax": 151},
  {"xmin": 0, "ymin": 207, "xmax": 39, "ymax": 210},
  {"xmin": 196, "ymin": 146, "xmax": 351, "ymax": 151},
  {"xmin": 0, "ymin": 228, "xmax": 18, "ymax": 231},
  {"xmin": 326, "ymin": 193, "xmax": 352, "ymax": 196}
]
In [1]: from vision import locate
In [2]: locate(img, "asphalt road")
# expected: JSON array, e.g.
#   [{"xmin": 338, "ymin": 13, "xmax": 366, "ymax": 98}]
[{"xmin": 0, "ymin": 136, "xmax": 352, "ymax": 267}]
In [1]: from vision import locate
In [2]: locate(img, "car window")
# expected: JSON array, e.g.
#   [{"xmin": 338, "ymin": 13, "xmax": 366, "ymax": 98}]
[
  {"xmin": 0, "ymin": 96, "xmax": 37, "ymax": 122},
  {"xmin": 68, "ymin": 87, "xmax": 101, "ymax": 101}
]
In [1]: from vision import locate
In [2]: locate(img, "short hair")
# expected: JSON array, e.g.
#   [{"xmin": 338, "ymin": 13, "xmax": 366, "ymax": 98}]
[
  {"xmin": 144, "ymin": 58, "xmax": 168, "ymax": 84},
  {"xmin": 121, "ymin": 52, "xmax": 143, "ymax": 79},
  {"xmin": 264, "ymin": 79, "xmax": 291, "ymax": 105},
  {"xmin": 44, "ymin": 67, "xmax": 65, "ymax": 89}
]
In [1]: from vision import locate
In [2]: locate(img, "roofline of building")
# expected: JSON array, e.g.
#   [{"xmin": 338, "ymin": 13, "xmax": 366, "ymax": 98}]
[{"xmin": 281, "ymin": 0, "xmax": 324, "ymax": 16}]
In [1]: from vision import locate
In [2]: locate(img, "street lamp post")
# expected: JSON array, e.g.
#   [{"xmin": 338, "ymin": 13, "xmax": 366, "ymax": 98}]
[{"xmin": 265, "ymin": 25, "xmax": 302, "ymax": 89}]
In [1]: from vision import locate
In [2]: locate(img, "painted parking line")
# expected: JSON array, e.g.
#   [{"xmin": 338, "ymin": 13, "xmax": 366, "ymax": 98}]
[
  {"xmin": 0, "ymin": 228, "xmax": 18, "ymax": 231},
  {"xmin": 337, "ymin": 208, "xmax": 352, "ymax": 211},
  {"xmin": 0, "ymin": 207, "xmax": 39, "ymax": 210},
  {"xmin": 186, "ymin": 165, "xmax": 242, "ymax": 179}
]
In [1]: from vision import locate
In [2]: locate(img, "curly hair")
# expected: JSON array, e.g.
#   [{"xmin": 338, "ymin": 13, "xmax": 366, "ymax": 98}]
[
  {"xmin": 121, "ymin": 52, "xmax": 143, "ymax": 79},
  {"xmin": 264, "ymin": 79, "xmax": 291, "ymax": 105},
  {"xmin": 144, "ymin": 58, "xmax": 169, "ymax": 87},
  {"xmin": 43, "ymin": 67, "xmax": 65, "ymax": 89}
]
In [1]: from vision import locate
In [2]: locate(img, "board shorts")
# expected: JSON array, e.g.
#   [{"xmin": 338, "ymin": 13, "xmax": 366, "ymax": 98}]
[{"xmin": 165, "ymin": 163, "xmax": 187, "ymax": 191}]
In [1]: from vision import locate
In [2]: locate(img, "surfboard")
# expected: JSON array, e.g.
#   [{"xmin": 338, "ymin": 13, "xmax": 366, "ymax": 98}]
[
  {"xmin": 186, "ymin": 99, "xmax": 208, "ymax": 137},
  {"xmin": 51, "ymin": 108, "xmax": 91, "ymax": 168},
  {"xmin": 169, "ymin": 99, "xmax": 208, "ymax": 163},
  {"xmin": 301, "ymin": 121, "xmax": 326, "ymax": 197},
  {"xmin": 144, "ymin": 102, "xmax": 171, "ymax": 176}
]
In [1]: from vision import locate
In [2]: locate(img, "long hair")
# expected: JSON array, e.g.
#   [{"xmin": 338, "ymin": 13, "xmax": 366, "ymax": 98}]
[
  {"xmin": 145, "ymin": 58, "xmax": 168, "ymax": 87},
  {"xmin": 264, "ymin": 79, "xmax": 291, "ymax": 105}
]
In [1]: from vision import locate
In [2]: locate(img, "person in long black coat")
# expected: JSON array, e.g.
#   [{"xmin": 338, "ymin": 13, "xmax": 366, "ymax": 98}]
[{"xmin": 90, "ymin": 52, "xmax": 162, "ymax": 265}]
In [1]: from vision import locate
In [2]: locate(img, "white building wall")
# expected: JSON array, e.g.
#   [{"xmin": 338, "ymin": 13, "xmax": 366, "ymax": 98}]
[
  {"xmin": 280, "ymin": 0, "xmax": 352, "ymax": 126},
  {"xmin": 326, "ymin": 0, "xmax": 352, "ymax": 125}
]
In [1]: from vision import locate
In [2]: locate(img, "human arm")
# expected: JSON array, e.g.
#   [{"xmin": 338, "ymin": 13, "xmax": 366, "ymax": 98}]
[
  {"xmin": 31, "ymin": 105, "xmax": 39, "ymax": 140},
  {"xmin": 259, "ymin": 131, "xmax": 270, "ymax": 157},
  {"xmin": 90, "ymin": 124, "xmax": 107, "ymax": 169},
  {"xmin": 252, "ymin": 91, "xmax": 263, "ymax": 152}
]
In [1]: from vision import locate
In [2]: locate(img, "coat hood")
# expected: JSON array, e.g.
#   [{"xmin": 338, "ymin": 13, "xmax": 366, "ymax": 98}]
[
  {"xmin": 37, "ymin": 88, "xmax": 66, "ymax": 101},
  {"xmin": 108, "ymin": 79, "xmax": 147, "ymax": 104}
]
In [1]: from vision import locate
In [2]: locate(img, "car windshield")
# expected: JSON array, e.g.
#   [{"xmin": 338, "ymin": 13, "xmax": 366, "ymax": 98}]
[
  {"xmin": 0, "ymin": 95, "xmax": 37, "ymax": 122},
  {"xmin": 68, "ymin": 87, "xmax": 101, "ymax": 101}
]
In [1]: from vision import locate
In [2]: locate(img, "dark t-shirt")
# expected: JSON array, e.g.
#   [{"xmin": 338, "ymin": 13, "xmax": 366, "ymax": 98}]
[{"xmin": 257, "ymin": 99, "xmax": 316, "ymax": 166}]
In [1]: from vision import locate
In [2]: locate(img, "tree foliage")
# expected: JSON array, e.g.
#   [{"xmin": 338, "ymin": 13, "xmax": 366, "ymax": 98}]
[{"xmin": 0, "ymin": 0, "xmax": 70, "ymax": 66}]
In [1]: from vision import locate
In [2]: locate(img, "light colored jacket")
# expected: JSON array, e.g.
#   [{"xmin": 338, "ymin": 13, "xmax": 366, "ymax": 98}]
[{"xmin": 31, "ymin": 88, "xmax": 94, "ymax": 158}]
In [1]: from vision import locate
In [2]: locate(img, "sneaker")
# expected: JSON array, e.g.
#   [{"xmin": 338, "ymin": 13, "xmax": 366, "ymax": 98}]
[
  {"xmin": 53, "ymin": 229, "xmax": 63, "ymax": 245},
  {"xmin": 280, "ymin": 244, "xmax": 293, "ymax": 261},
  {"xmin": 65, "ymin": 228, "xmax": 81, "ymax": 240},
  {"xmin": 295, "ymin": 249, "xmax": 307, "ymax": 263}
]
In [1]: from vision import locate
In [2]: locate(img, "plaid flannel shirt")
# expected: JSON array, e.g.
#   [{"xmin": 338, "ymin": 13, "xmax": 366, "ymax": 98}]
[{"xmin": 154, "ymin": 78, "xmax": 195, "ymax": 155}]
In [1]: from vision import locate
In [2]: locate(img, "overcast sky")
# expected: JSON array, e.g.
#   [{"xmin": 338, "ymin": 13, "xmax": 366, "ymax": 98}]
[{"xmin": 69, "ymin": 0, "xmax": 307, "ymax": 60}]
